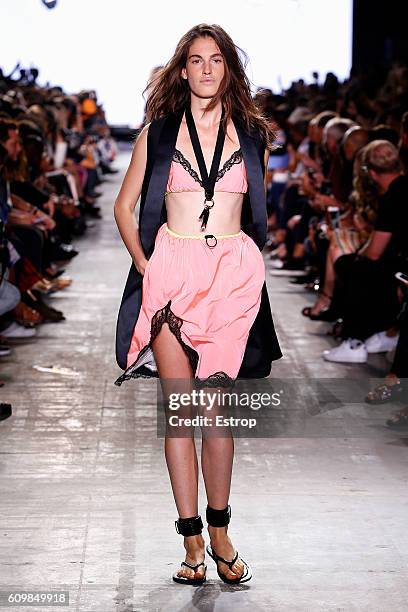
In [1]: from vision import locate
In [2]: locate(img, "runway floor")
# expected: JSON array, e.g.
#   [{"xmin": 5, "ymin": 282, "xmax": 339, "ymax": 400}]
[{"xmin": 0, "ymin": 150, "xmax": 407, "ymax": 611}]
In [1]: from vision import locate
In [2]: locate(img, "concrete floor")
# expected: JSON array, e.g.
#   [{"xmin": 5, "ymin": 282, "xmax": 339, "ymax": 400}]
[{"xmin": 0, "ymin": 150, "xmax": 407, "ymax": 612}]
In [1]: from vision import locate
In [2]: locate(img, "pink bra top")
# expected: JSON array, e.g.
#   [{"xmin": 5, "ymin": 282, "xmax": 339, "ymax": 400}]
[{"xmin": 166, "ymin": 148, "xmax": 248, "ymax": 194}]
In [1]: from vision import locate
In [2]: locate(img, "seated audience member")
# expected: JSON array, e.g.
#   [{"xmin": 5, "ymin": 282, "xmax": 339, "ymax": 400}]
[
  {"xmin": 0, "ymin": 66, "xmax": 116, "ymax": 388},
  {"xmin": 302, "ymin": 144, "xmax": 376, "ymax": 320},
  {"xmin": 323, "ymin": 140, "xmax": 408, "ymax": 363}
]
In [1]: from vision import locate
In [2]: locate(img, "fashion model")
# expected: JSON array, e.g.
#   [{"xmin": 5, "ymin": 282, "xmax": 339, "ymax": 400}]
[{"xmin": 113, "ymin": 23, "xmax": 282, "ymax": 585}]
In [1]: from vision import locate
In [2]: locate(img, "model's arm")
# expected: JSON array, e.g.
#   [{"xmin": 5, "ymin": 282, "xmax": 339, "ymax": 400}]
[{"xmin": 113, "ymin": 124, "xmax": 149, "ymax": 275}]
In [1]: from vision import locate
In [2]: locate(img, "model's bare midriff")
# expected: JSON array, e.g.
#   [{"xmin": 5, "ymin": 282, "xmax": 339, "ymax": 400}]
[{"xmin": 165, "ymin": 191, "xmax": 244, "ymax": 236}]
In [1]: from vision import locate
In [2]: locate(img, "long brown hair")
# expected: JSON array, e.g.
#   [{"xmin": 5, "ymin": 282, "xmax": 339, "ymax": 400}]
[{"xmin": 144, "ymin": 24, "xmax": 276, "ymax": 148}]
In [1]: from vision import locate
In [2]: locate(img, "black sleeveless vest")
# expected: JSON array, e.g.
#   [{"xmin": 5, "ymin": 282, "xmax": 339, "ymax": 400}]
[{"xmin": 115, "ymin": 109, "xmax": 282, "ymax": 377}]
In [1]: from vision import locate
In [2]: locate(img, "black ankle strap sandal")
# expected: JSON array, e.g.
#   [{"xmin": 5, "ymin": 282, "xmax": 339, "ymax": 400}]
[
  {"xmin": 206, "ymin": 505, "xmax": 252, "ymax": 584},
  {"xmin": 172, "ymin": 515, "xmax": 207, "ymax": 585}
]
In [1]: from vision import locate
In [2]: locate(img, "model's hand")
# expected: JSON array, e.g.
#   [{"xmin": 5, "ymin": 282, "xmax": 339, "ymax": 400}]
[{"xmin": 133, "ymin": 256, "xmax": 149, "ymax": 276}]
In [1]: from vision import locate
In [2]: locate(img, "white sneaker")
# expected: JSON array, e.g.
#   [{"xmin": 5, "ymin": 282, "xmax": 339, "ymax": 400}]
[
  {"xmin": 323, "ymin": 339, "xmax": 368, "ymax": 363},
  {"xmin": 269, "ymin": 259, "xmax": 284, "ymax": 269},
  {"xmin": 365, "ymin": 331, "xmax": 399, "ymax": 354},
  {"xmin": 0, "ymin": 322, "xmax": 37, "ymax": 338}
]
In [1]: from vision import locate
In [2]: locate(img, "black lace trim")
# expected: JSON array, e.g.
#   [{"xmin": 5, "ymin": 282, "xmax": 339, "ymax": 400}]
[
  {"xmin": 216, "ymin": 149, "xmax": 243, "ymax": 180},
  {"xmin": 173, "ymin": 148, "xmax": 243, "ymax": 187},
  {"xmin": 194, "ymin": 371, "xmax": 236, "ymax": 389},
  {"xmin": 114, "ymin": 300, "xmax": 199, "ymax": 386},
  {"xmin": 173, "ymin": 149, "xmax": 203, "ymax": 187},
  {"xmin": 114, "ymin": 300, "xmax": 236, "ymax": 389},
  {"xmin": 150, "ymin": 300, "xmax": 199, "ymax": 373}
]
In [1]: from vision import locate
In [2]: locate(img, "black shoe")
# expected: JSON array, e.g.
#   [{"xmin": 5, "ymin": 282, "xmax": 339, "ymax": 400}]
[
  {"xmin": 83, "ymin": 202, "xmax": 102, "ymax": 217},
  {"xmin": 206, "ymin": 505, "xmax": 252, "ymax": 584},
  {"xmin": 301, "ymin": 292, "xmax": 338, "ymax": 321},
  {"xmin": 270, "ymin": 258, "xmax": 308, "ymax": 277},
  {"xmin": 60, "ymin": 242, "xmax": 76, "ymax": 252},
  {"xmin": 302, "ymin": 307, "xmax": 338, "ymax": 322},
  {"xmin": 44, "ymin": 268, "xmax": 66, "ymax": 280},
  {"xmin": 0, "ymin": 403, "xmax": 12, "ymax": 421},
  {"xmin": 22, "ymin": 291, "xmax": 65, "ymax": 322},
  {"xmin": 289, "ymin": 273, "xmax": 318, "ymax": 285},
  {"xmin": 87, "ymin": 207, "xmax": 102, "ymax": 219},
  {"xmin": 173, "ymin": 515, "xmax": 207, "ymax": 585},
  {"xmin": 50, "ymin": 243, "xmax": 79, "ymax": 261},
  {"xmin": 71, "ymin": 217, "xmax": 88, "ymax": 236},
  {"xmin": 281, "ymin": 258, "xmax": 306, "ymax": 271},
  {"xmin": 101, "ymin": 164, "xmax": 119, "ymax": 175},
  {"xmin": 54, "ymin": 248, "xmax": 79, "ymax": 261}
]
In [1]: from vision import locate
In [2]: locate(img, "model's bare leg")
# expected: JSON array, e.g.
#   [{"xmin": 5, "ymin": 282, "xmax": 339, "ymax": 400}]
[
  {"xmin": 200, "ymin": 385, "xmax": 245, "ymax": 580},
  {"xmin": 152, "ymin": 323, "xmax": 204, "ymax": 580}
]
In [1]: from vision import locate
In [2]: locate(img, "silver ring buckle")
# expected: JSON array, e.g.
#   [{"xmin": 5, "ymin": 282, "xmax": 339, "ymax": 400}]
[{"xmin": 204, "ymin": 198, "xmax": 215, "ymax": 209}]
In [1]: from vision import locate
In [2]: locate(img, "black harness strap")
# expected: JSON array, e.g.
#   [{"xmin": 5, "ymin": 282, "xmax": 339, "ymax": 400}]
[{"xmin": 185, "ymin": 105, "xmax": 226, "ymax": 232}]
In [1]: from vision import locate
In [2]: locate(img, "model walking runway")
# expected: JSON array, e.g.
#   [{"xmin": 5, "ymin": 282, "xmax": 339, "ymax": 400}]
[{"xmin": 0, "ymin": 149, "xmax": 406, "ymax": 610}]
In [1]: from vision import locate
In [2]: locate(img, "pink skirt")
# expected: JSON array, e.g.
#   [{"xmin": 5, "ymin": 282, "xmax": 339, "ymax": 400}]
[{"xmin": 114, "ymin": 222, "xmax": 265, "ymax": 387}]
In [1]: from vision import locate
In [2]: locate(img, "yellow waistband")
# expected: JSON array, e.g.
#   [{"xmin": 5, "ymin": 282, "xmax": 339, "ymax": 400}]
[{"xmin": 165, "ymin": 225, "xmax": 242, "ymax": 239}]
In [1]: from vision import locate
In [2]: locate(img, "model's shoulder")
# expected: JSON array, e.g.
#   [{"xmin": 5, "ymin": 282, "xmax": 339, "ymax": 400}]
[{"xmin": 137, "ymin": 122, "xmax": 150, "ymax": 140}]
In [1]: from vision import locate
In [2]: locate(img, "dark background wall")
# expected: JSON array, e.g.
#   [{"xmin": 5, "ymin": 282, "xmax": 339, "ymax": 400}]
[{"xmin": 353, "ymin": 0, "xmax": 408, "ymax": 74}]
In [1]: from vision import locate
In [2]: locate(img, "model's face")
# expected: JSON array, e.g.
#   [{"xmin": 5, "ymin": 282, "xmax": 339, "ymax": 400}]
[{"xmin": 181, "ymin": 36, "xmax": 225, "ymax": 99}]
